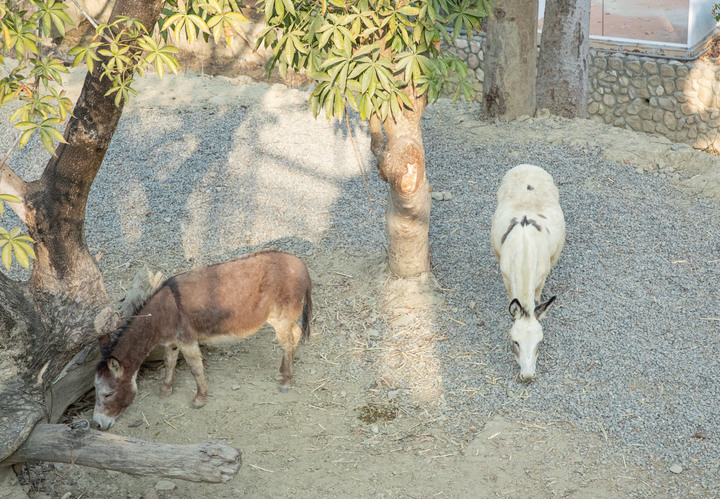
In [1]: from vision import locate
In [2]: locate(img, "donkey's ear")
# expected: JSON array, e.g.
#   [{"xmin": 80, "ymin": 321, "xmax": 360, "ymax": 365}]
[
  {"xmin": 535, "ymin": 296, "xmax": 557, "ymax": 320},
  {"xmin": 98, "ymin": 333, "xmax": 111, "ymax": 347},
  {"xmin": 108, "ymin": 357, "xmax": 123, "ymax": 378},
  {"xmin": 509, "ymin": 299, "xmax": 527, "ymax": 320}
]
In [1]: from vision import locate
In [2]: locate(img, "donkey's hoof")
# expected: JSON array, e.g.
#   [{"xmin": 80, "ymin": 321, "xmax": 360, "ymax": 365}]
[
  {"xmin": 278, "ymin": 384, "xmax": 291, "ymax": 393},
  {"xmin": 159, "ymin": 385, "xmax": 173, "ymax": 397},
  {"xmin": 191, "ymin": 397, "xmax": 207, "ymax": 408}
]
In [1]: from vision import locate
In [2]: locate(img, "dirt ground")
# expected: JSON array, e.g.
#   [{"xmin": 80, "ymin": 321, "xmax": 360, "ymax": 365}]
[
  {"xmin": 11, "ymin": 250, "xmax": 672, "ymax": 498},
  {"xmin": 5, "ymin": 59, "xmax": 720, "ymax": 498}
]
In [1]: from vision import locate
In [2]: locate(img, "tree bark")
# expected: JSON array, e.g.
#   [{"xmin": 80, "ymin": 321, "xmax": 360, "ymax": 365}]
[
  {"xmin": 537, "ymin": 0, "xmax": 592, "ymax": 118},
  {"xmin": 483, "ymin": 0, "xmax": 539, "ymax": 120},
  {"xmin": 2, "ymin": 423, "xmax": 242, "ymax": 483},
  {"xmin": 371, "ymin": 90, "xmax": 431, "ymax": 278},
  {"xmin": 0, "ymin": 0, "xmax": 166, "ymax": 465}
]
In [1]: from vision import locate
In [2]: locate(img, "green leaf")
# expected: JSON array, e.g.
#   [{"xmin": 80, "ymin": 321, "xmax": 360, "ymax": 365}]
[
  {"xmin": 1, "ymin": 244, "xmax": 11, "ymax": 270},
  {"xmin": 0, "ymin": 194, "xmax": 21, "ymax": 216},
  {"xmin": 13, "ymin": 244, "xmax": 30, "ymax": 269},
  {"xmin": 0, "ymin": 194, "xmax": 21, "ymax": 204},
  {"xmin": 345, "ymin": 90, "xmax": 358, "ymax": 112},
  {"xmin": 40, "ymin": 129, "xmax": 55, "ymax": 153},
  {"xmin": 281, "ymin": 0, "xmax": 296, "ymax": 16}
]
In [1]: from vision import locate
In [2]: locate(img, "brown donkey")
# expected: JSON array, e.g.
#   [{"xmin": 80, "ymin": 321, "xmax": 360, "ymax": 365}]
[{"xmin": 93, "ymin": 250, "xmax": 312, "ymax": 430}]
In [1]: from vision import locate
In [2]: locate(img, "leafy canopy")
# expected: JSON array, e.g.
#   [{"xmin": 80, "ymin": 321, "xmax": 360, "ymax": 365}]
[
  {"xmin": 257, "ymin": 0, "xmax": 491, "ymax": 122},
  {"xmin": 0, "ymin": 0, "xmax": 248, "ymax": 269}
]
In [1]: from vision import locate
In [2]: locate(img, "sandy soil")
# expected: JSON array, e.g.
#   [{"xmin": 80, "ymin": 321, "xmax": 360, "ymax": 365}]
[
  {"xmin": 17, "ymin": 252, "xmax": 674, "ymax": 498},
  {"xmin": 4, "ymin": 61, "xmax": 720, "ymax": 498}
]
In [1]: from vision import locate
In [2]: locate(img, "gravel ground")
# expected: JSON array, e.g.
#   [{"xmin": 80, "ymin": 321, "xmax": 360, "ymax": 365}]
[
  {"xmin": 2, "ymin": 69, "xmax": 719, "ymax": 496},
  {"xmin": 423, "ymin": 115, "xmax": 720, "ymax": 494}
]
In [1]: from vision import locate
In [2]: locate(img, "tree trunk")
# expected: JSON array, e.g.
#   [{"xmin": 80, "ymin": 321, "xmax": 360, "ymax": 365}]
[
  {"xmin": 537, "ymin": 0, "xmax": 591, "ymax": 118},
  {"xmin": 2, "ymin": 423, "xmax": 242, "ymax": 483},
  {"xmin": 370, "ymin": 89, "xmax": 431, "ymax": 278},
  {"xmin": 483, "ymin": 0, "xmax": 539, "ymax": 120},
  {"xmin": 0, "ymin": 0, "xmax": 166, "ymax": 465}
]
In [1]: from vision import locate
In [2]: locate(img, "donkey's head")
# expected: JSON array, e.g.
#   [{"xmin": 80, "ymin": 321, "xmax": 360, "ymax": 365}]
[
  {"xmin": 93, "ymin": 335, "xmax": 138, "ymax": 430},
  {"xmin": 508, "ymin": 296, "xmax": 556, "ymax": 381}
]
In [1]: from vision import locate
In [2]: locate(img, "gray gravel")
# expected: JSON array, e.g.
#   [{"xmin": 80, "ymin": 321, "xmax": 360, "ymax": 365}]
[
  {"xmin": 424, "ymin": 112, "xmax": 720, "ymax": 495},
  {"xmin": 2, "ymin": 72, "xmax": 719, "ymax": 496}
]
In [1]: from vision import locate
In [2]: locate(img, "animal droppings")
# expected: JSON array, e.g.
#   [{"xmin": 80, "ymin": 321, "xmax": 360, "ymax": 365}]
[{"xmin": 357, "ymin": 404, "xmax": 397, "ymax": 424}]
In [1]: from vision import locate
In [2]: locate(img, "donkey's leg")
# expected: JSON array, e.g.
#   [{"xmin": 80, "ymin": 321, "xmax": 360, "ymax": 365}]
[
  {"xmin": 535, "ymin": 276, "xmax": 548, "ymax": 302},
  {"xmin": 270, "ymin": 318, "xmax": 303, "ymax": 390},
  {"xmin": 160, "ymin": 344, "xmax": 180, "ymax": 396},
  {"xmin": 178, "ymin": 342, "xmax": 209, "ymax": 408}
]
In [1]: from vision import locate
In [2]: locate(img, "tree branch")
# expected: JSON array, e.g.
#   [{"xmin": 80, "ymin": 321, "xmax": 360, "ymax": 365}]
[
  {"xmin": 0, "ymin": 138, "xmax": 28, "ymax": 224},
  {"xmin": 1, "ymin": 423, "xmax": 242, "ymax": 483}
]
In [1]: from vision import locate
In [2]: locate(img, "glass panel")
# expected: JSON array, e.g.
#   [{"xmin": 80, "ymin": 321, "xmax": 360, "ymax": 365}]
[
  {"xmin": 589, "ymin": 0, "xmax": 689, "ymax": 43},
  {"xmin": 689, "ymin": 0, "xmax": 718, "ymax": 47},
  {"xmin": 539, "ymin": 0, "xmax": 693, "ymax": 45}
]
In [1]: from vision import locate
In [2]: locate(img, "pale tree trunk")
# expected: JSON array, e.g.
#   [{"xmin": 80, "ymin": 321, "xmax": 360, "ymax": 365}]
[
  {"xmin": 537, "ymin": 0, "xmax": 592, "ymax": 118},
  {"xmin": 369, "ymin": 89, "xmax": 431, "ymax": 278},
  {"xmin": 483, "ymin": 0, "xmax": 539, "ymax": 120},
  {"xmin": 0, "ymin": 0, "xmax": 172, "ymax": 469}
]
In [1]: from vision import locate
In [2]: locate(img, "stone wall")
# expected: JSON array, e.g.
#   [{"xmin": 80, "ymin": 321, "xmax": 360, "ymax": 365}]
[{"xmin": 449, "ymin": 35, "xmax": 720, "ymax": 151}]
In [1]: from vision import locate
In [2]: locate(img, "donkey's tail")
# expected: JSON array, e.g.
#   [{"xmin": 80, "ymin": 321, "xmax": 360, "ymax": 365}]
[{"xmin": 301, "ymin": 280, "xmax": 312, "ymax": 343}]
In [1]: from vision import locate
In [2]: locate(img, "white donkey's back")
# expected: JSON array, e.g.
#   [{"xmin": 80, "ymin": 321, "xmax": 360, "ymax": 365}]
[
  {"xmin": 490, "ymin": 164, "xmax": 565, "ymax": 380},
  {"xmin": 491, "ymin": 164, "xmax": 565, "ymax": 270}
]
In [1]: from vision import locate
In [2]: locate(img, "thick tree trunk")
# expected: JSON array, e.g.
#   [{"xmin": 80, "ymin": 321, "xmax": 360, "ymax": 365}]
[
  {"xmin": 536, "ymin": 0, "xmax": 591, "ymax": 118},
  {"xmin": 2, "ymin": 423, "xmax": 242, "ymax": 483},
  {"xmin": 483, "ymin": 0, "xmax": 539, "ymax": 120},
  {"xmin": 0, "ymin": 0, "xmax": 166, "ymax": 466},
  {"xmin": 370, "ymin": 90, "xmax": 431, "ymax": 278}
]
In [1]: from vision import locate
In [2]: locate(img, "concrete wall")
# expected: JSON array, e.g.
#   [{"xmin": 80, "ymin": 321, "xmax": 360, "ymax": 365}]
[{"xmin": 449, "ymin": 35, "xmax": 720, "ymax": 151}]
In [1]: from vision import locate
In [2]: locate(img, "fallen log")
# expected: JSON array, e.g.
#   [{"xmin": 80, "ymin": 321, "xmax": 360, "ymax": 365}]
[{"xmin": 1, "ymin": 422, "xmax": 241, "ymax": 483}]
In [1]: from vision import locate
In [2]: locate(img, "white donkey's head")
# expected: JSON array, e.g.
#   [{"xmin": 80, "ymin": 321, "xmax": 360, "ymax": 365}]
[{"xmin": 508, "ymin": 296, "xmax": 556, "ymax": 381}]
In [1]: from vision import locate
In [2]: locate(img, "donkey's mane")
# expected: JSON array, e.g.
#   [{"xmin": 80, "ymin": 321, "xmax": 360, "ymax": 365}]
[{"xmin": 99, "ymin": 281, "xmax": 169, "ymax": 364}]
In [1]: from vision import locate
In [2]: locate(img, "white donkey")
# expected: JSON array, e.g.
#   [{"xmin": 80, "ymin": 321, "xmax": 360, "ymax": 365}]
[{"xmin": 490, "ymin": 164, "xmax": 565, "ymax": 381}]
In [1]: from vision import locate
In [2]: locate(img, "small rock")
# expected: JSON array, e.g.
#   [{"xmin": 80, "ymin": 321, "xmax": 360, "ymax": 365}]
[
  {"xmin": 371, "ymin": 424, "xmax": 379, "ymax": 434},
  {"xmin": 340, "ymin": 390, "xmax": 347, "ymax": 397},
  {"xmin": 232, "ymin": 385, "xmax": 242, "ymax": 391},
  {"xmin": 366, "ymin": 328, "xmax": 380, "ymax": 338},
  {"xmin": 431, "ymin": 191, "xmax": 453, "ymax": 201},
  {"xmin": 392, "ymin": 314, "xmax": 413, "ymax": 327},
  {"xmin": 144, "ymin": 490, "xmax": 160, "ymax": 499},
  {"xmin": 669, "ymin": 464, "xmax": 683, "ymax": 474},
  {"xmin": 387, "ymin": 389, "xmax": 401, "ymax": 399},
  {"xmin": 155, "ymin": 480, "xmax": 177, "ymax": 491},
  {"xmin": 468, "ymin": 301, "xmax": 476, "ymax": 310},
  {"xmin": 310, "ymin": 369, "xmax": 317, "ymax": 375},
  {"xmin": 209, "ymin": 96, "xmax": 227, "ymax": 106}
]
